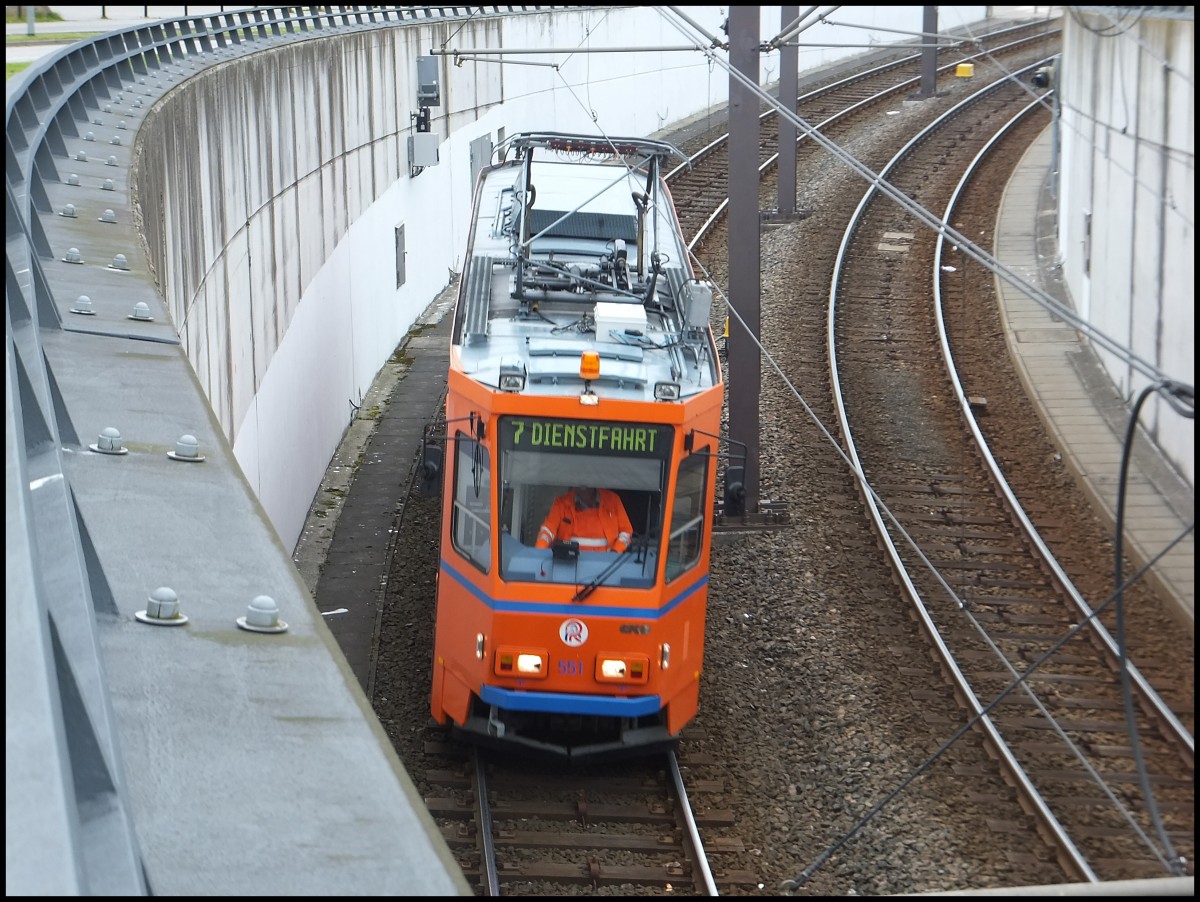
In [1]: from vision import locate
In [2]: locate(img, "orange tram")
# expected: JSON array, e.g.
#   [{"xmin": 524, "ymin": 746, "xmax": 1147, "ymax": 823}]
[{"xmin": 421, "ymin": 132, "xmax": 726, "ymax": 760}]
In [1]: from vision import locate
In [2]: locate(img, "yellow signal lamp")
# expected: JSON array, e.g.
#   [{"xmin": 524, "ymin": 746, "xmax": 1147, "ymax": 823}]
[
  {"xmin": 579, "ymin": 350, "xmax": 601, "ymax": 381},
  {"xmin": 579, "ymin": 350, "xmax": 601, "ymax": 405}
]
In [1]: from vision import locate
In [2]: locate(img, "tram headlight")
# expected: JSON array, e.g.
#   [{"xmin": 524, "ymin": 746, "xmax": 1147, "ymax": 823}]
[
  {"xmin": 654, "ymin": 381, "xmax": 681, "ymax": 401},
  {"xmin": 516, "ymin": 654, "xmax": 543, "ymax": 674},
  {"xmin": 494, "ymin": 646, "xmax": 548, "ymax": 679},
  {"xmin": 596, "ymin": 653, "xmax": 649, "ymax": 684}
]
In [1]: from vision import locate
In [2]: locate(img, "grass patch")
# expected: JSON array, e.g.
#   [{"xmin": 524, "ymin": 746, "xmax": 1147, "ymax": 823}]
[
  {"xmin": 6, "ymin": 11, "xmax": 65, "ymax": 24},
  {"xmin": 7, "ymin": 31, "xmax": 104, "ymax": 43},
  {"xmin": 7, "ymin": 62, "xmax": 30, "ymax": 80}
]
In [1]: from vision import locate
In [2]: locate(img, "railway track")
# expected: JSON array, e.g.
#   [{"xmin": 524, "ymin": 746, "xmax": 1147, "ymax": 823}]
[
  {"xmin": 664, "ymin": 19, "xmax": 1061, "ymax": 248},
  {"xmin": 827, "ymin": 61, "xmax": 1194, "ymax": 882},
  {"xmin": 422, "ymin": 732, "xmax": 761, "ymax": 894},
  {"xmin": 370, "ymin": 12, "xmax": 1193, "ymax": 893}
]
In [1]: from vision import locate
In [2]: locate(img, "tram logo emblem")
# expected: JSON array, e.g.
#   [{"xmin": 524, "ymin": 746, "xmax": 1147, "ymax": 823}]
[{"xmin": 559, "ymin": 618, "xmax": 588, "ymax": 647}]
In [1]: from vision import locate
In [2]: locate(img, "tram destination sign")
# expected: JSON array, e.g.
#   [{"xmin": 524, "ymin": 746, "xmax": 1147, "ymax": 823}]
[{"xmin": 501, "ymin": 417, "xmax": 671, "ymax": 459}]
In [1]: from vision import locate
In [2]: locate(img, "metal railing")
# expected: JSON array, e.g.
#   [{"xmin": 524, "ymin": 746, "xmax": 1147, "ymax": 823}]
[{"xmin": 5, "ymin": 6, "xmax": 550, "ymax": 894}]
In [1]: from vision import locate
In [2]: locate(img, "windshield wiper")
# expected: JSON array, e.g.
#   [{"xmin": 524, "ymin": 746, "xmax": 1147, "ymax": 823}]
[{"xmin": 572, "ymin": 536, "xmax": 650, "ymax": 602}]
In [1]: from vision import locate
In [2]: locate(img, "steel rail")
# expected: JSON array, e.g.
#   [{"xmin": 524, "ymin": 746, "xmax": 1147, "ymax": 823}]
[
  {"xmin": 825, "ymin": 68, "xmax": 1097, "ymax": 883},
  {"xmin": 663, "ymin": 25, "xmax": 1061, "ymax": 254},
  {"xmin": 668, "ymin": 749, "xmax": 720, "ymax": 895},
  {"xmin": 932, "ymin": 134, "xmax": 1195, "ymax": 765},
  {"xmin": 4, "ymin": 7, "xmax": 557, "ymax": 896},
  {"xmin": 663, "ymin": 20, "xmax": 1056, "ymax": 183},
  {"xmin": 473, "ymin": 747, "xmax": 502, "ymax": 895},
  {"xmin": 932, "ymin": 96, "xmax": 1194, "ymax": 873}
]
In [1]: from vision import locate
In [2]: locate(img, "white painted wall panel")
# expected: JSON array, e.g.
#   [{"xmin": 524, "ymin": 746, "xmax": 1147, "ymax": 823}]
[
  {"xmin": 182, "ymin": 282, "xmax": 210, "ymax": 406},
  {"xmin": 1056, "ymin": 9, "xmax": 1193, "ymax": 485},
  {"xmin": 206, "ymin": 257, "xmax": 230, "ymax": 440},
  {"xmin": 1158, "ymin": 23, "xmax": 1195, "ymax": 469},
  {"xmin": 1057, "ymin": 21, "xmax": 1091, "ymax": 318},
  {"xmin": 296, "ymin": 173, "xmax": 324, "ymax": 318},
  {"xmin": 244, "ymin": 211, "xmax": 273, "ymax": 439},
  {"xmin": 220, "ymin": 86, "xmax": 249, "ymax": 249},
  {"xmin": 276, "ymin": 188, "xmax": 301, "ymax": 349},
  {"xmin": 240, "ymin": 250, "xmax": 357, "ymax": 547},
  {"xmin": 226, "ymin": 250, "xmax": 255, "ymax": 447},
  {"xmin": 272, "ymin": 61, "xmax": 299, "ymax": 200}
]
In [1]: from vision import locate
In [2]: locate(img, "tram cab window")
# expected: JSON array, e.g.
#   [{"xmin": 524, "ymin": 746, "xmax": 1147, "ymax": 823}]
[
  {"xmin": 497, "ymin": 417, "xmax": 670, "ymax": 587},
  {"xmin": 451, "ymin": 431, "xmax": 491, "ymax": 573},
  {"xmin": 665, "ymin": 452, "xmax": 707, "ymax": 582}
]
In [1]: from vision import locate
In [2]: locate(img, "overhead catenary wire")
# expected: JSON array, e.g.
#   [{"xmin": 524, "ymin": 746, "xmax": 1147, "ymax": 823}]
[
  {"xmin": 646, "ymin": 9, "xmax": 1193, "ymax": 880},
  {"xmin": 765, "ymin": 5, "xmax": 828, "ymax": 49},
  {"xmin": 799, "ymin": 14, "xmax": 969, "ymax": 47},
  {"xmin": 683, "ymin": 243, "xmax": 1186, "ymax": 880},
  {"xmin": 778, "ymin": 527, "xmax": 1194, "ymax": 892},
  {"xmin": 549, "ymin": 9, "xmax": 1192, "ymax": 880},
  {"xmin": 653, "ymin": 6, "xmax": 1196, "ymax": 717},
  {"xmin": 945, "ymin": 10, "xmax": 1195, "ymax": 227},
  {"xmin": 657, "ymin": 5, "xmax": 1190, "ymax": 392},
  {"xmin": 1089, "ymin": 6, "xmax": 1193, "ymax": 87}
]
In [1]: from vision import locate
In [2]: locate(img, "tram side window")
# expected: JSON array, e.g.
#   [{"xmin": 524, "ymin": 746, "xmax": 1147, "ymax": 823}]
[
  {"xmin": 452, "ymin": 431, "xmax": 492, "ymax": 573},
  {"xmin": 665, "ymin": 453, "xmax": 706, "ymax": 582}
]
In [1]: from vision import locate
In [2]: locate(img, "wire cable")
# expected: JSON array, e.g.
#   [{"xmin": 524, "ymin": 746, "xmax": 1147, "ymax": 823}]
[
  {"xmin": 656, "ymin": 5, "xmax": 1185, "ymax": 388},
  {"xmin": 779, "ymin": 524, "xmax": 1194, "ymax": 891},
  {"xmin": 686, "ymin": 244, "xmax": 1186, "ymax": 873},
  {"xmin": 439, "ymin": 6, "xmax": 482, "ymax": 51},
  {"xmin": 943, "ymin": 10, "xmax": 1194, "ymax": 226},
  {"xmin": 1112, "ymin": 380, "xmax": 1195, "ymax": 878},
  {"xmin": 656, "ymin": 4, "xmax": 1196, "ymax": 881},
  {"xmin": 664, "ymin": 30, "xmax": 1194, "ymax": 867}
]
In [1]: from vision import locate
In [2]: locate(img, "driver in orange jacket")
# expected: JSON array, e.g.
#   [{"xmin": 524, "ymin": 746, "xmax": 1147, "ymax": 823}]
[{"xmin": 536, "ymin": 486, "xmax": 633, "ymax": 553}]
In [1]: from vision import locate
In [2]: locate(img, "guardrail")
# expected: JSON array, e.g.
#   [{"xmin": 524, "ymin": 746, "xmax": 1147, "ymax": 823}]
[{"xmin": 5, "ymin": 6, "xmax": 549, "ymax": 895}]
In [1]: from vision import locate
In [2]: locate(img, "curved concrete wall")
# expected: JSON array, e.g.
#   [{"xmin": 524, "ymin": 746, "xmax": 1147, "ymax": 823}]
[
  {"xmin": 1058, "ymin": 8, "xmax": 1194, "ymax": 486},
  {"xmin": 132, "ymin": 5, "xmax": 987, "ymax": 551}
]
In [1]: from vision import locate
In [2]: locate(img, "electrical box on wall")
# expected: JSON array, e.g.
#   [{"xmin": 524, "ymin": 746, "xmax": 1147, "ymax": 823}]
[
  {"xmin": 416, "ymin": 56, "xmax": 440, "ymax": 107},
  {"xmin": 409, "ymin": 132, "xmax": 440, "ymax": 168}
]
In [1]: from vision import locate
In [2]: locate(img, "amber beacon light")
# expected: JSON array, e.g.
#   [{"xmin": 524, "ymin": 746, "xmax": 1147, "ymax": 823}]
[{"xmin": 579, "ymin": 351, "xmax": 601, "ymax": 381}]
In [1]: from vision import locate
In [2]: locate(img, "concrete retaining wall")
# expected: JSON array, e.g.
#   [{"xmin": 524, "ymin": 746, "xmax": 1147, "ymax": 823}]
[{"xmin": 1058, "ymin": 9, "xmax": 1194, "ymax": 486}]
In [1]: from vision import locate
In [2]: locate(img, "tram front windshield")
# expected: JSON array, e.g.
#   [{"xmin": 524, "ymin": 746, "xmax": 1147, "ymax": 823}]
[{"xmin": 498, "ymin": 417, "xmax": 670, "ymax": 587}]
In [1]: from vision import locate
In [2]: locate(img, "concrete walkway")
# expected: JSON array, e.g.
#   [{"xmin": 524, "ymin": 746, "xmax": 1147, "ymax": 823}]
[
  {"xmin": 994, "ymin": 127, "xmax": 1194, "ymax": 631},
  {"xmin": 293, "ymin": 284, "xmax": 455, "ymax": 694}
]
